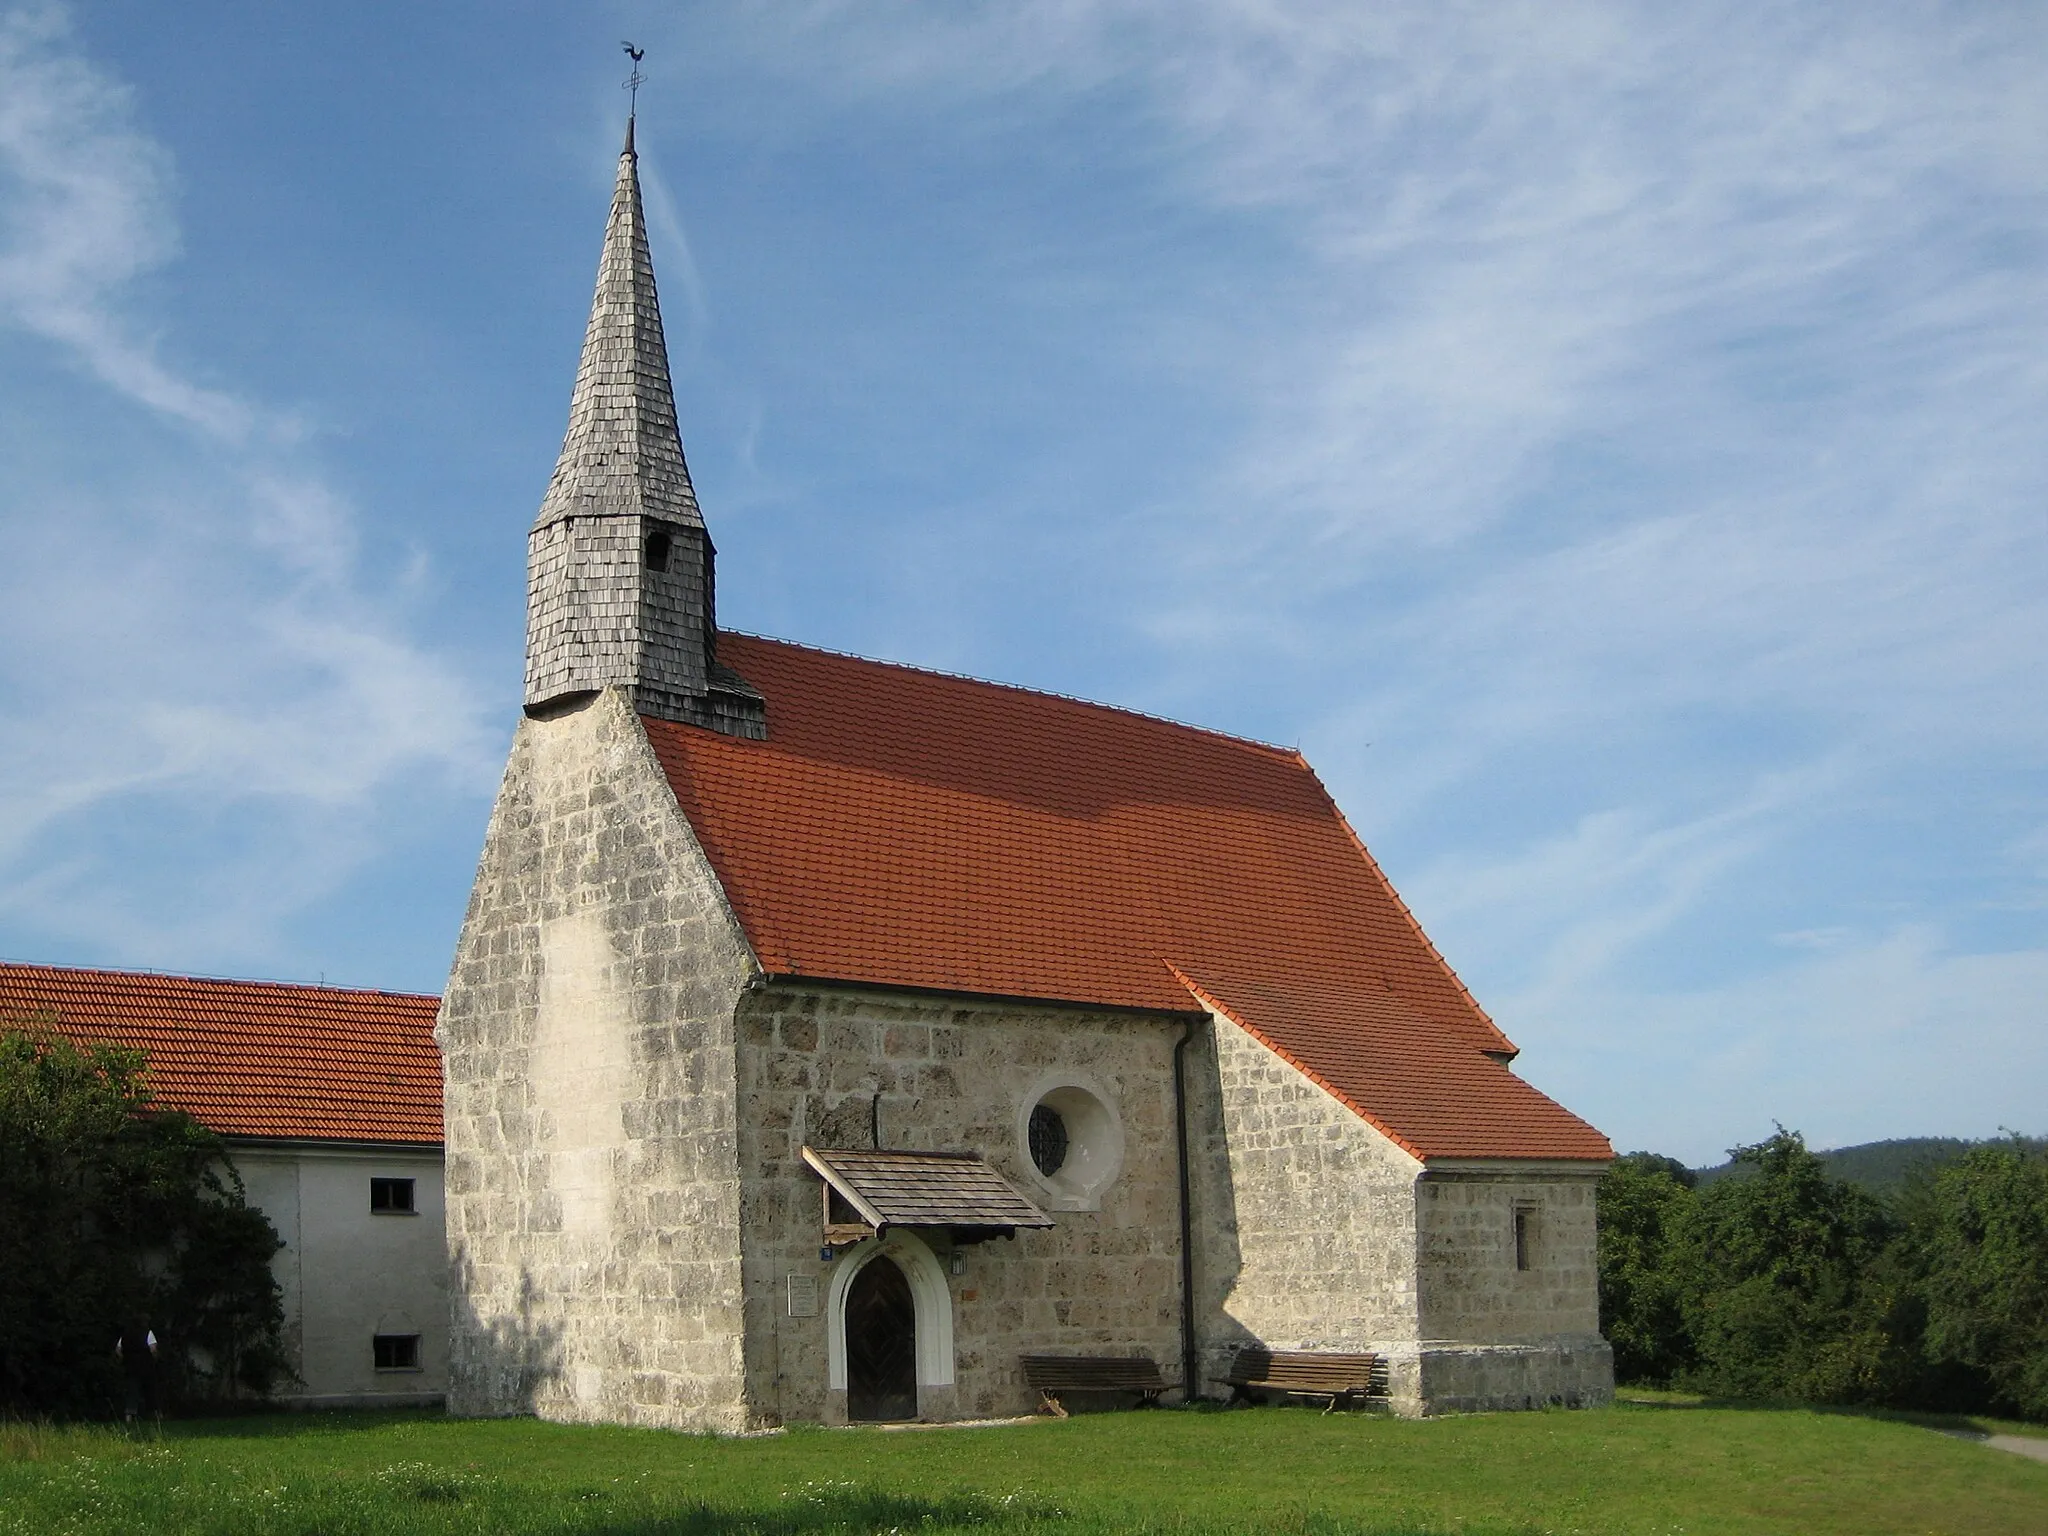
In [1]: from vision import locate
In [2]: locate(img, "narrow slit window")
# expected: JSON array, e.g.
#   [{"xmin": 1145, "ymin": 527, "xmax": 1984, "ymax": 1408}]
[
  {"xmin": 370, "ymin": 1177, "xmax": 416, "ymax": 1214},
  {"xmin": 1513, "ymin": 1207, "xmax": 1534, "ymax": 1271},
  {"xmin": 644, "ymin": 530, "xmax": 672, "ymax": 571},
  {"xmin": 373, "ymin": 1334, "xmax": 422, "ymax": 1372}
]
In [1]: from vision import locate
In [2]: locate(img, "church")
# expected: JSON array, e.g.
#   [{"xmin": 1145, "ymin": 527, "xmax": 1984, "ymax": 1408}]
[{"xmin": 436, "ymin": 118, "xmax": 1616, "ymax": 1431}]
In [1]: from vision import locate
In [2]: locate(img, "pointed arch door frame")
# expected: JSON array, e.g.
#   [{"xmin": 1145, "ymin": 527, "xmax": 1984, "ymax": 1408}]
[{"xmin": 825, "ymin": 1231, "xmax": 955, "ymax": 1395}]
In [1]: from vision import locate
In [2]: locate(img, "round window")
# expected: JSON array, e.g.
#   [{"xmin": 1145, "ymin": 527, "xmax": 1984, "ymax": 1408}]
[
  {"xmin": 1027, "ymin": 1104, "xmax": 1069, "ymax": 1176},
  {"xmin": 1016, "ymin": 1078, "xmax": 1125, "ymax": 1211}
]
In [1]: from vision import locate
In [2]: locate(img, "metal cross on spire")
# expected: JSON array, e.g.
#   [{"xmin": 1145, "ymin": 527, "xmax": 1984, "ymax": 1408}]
[{"xmin": 621, "ymin": 41, "xmax": 646, "ymax": 119}]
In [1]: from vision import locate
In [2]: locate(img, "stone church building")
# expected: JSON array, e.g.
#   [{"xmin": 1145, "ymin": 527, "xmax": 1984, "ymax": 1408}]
[{"xmin": 437, "ymin": 121, "xmax": 1616, "ymax": 1432}]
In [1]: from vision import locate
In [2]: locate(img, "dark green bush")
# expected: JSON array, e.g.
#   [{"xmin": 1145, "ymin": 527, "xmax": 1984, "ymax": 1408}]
[
  {"xmin": 1912, "ymin": 1139, "xmax": 2048, "ymax": 1419},
  {"xmin": 1675, "ymin": 1130, "xmax": 1911, "ymax": 1404},
  {"xmin": 1596, "ymin": 1152, "xmax": 1695, "ymax": 1384},
  {"xmin": 0, "ymin": 1022, "xmax": 289, "ymax": 1416}
]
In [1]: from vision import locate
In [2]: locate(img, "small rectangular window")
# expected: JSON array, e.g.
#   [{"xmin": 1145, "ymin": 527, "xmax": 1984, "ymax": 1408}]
[
  {"xmin": 1513, "ymin": 1206, "xmax": 1535, "ymax": 1271},
  {"xmin": 373, "ymin": 1334, "xmax": 422, "ymax": 1372},
  {"xmin": 370, "ymin": 1177, "xmax": 416, "ymax": 1214}
]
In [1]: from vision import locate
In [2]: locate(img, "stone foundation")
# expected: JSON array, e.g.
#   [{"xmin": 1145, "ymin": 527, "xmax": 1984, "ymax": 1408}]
[{"xmin": 1400, "ymin": 1336, "xmax": 1616, "ymax": 1416}]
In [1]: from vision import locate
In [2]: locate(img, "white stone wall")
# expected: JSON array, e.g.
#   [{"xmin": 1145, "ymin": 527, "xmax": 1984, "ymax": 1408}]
[
  {"xmin": 1188, "ymin": 1012, "xmax": 1426, "ymax": 1403},
  {"xmin": 734, "ymin": 986, "xmax": 1188, "ymax": 1423},
  {"xmin": 437, "ymin": 687, "xmax": 758, "ymax": 1431},
  {"xmin": 234, "ymin": 1144, "xmax": 447, "ymax": 1405},
  {"xmin": 1416, "ymin": 1169, "xmax": 1602, "ymax": 1342}
]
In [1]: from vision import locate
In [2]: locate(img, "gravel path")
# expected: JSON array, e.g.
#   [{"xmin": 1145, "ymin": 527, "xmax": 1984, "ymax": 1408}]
[
  {"xmin": 1940, "ymin": 1429, "xmax": 2048, "ymax": 1464},
  {"xmin": 1981, "ymin": 1434, "xmax": 2048, "ymax": 1464}
]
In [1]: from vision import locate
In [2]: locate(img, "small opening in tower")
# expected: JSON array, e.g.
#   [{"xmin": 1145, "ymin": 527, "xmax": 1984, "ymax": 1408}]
[{"xmin": 644, "ymin": 530, "xmax": 672, "ymax": 572}]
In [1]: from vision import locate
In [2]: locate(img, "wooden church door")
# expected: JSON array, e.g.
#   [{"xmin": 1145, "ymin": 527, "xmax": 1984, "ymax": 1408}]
[{"xmin": 845, "ymin": 1253, "xmax": 918, "ymax": 1421}]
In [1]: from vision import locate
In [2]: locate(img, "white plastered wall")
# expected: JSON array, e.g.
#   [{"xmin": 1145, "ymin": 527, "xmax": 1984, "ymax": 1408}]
[{"xmin": 232, "ymin": 1143, "xmax": 447, "ymax": 1405}]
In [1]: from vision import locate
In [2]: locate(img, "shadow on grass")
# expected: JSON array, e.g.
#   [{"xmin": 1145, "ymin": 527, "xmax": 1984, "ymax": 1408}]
[
  {"xmin": 1615, "ymin": 1388, "xmax": 2047, "ymax": 1443},
  {"xmin": 156, "ymin": 1405, "xmax": 448, "ymax": 1440},
  {"xmin": 393, "ymin": 1481, "xmax": 1061, "ymax": 1535}
]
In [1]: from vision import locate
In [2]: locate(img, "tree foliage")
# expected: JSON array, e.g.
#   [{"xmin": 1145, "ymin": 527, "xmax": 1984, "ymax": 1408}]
[
  {"xmin": 1912, "ymin": 1139, "xmax": 2048, "ymax": 1418},
  {"xmin": 1674, "ymin": 1130, "xmax": 1908, "ymax": 1403},
  {"xmin": 1599, "ymin": 1128, "xmax": 2048, "ymax": 1420},
  {"xmin": 1596, "ymin": 1153, "xmax": 1695, "ymax": 1384},
  {"xmin": 0, "ymin": 1023, "xmax": 289, "ymax": 1417}
]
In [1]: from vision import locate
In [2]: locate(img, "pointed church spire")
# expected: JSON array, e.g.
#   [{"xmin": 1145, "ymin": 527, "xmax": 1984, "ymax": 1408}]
[
  {"xmin": 533, "ymin": 121, "xmax": 700, "ymax": 534},
  {"xmin": 523, "ymin": 114, "xmax": 765, "ymax": 738}
]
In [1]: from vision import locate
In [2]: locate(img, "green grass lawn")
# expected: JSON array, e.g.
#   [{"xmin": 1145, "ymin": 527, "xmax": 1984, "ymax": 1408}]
[{"xmin": 2, "ymin": 1400, "xmax": 2043, "ymax": 1536}]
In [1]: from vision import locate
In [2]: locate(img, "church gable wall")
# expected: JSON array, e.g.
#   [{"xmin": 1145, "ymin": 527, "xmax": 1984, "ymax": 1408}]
[
  {"xmin": 734, "ymin": 986, "xmax": 1186, "ymax": 1423},
  {"xmin": 1189, "ymin": 1012, "xmax": 1426, "ymax": 1401},
  {"xmin": 437, "ymin": 688, "xmax": 756, "ymax": 1432}
]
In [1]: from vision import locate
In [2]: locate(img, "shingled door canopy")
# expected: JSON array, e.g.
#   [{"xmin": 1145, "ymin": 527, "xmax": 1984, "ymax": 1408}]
[{"xmin": 802, "ymin": 1147, "xmax": 1055, "ymax": 1245}]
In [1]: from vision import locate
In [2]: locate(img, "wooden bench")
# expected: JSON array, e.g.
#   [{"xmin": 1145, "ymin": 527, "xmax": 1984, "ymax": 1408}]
[
  {"xmin": 1220, "ymin": 1349, "xmax": 1380, "ymax": 1412},
  {"xmin": 1020, "ymin": 1354, "xmax": 1168, "ymax": 1416}
]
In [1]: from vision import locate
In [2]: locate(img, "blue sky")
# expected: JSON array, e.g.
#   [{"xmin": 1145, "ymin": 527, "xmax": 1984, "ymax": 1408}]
[{"xmin": 1, "ymin": 2, "xmax": 2042, "ymax": 1165}]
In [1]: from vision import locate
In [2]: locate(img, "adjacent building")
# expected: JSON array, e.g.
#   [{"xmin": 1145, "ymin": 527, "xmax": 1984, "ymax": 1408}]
[{"xmin": 0, "ymin": 962, "xmax": 447, "ymax": 1408}]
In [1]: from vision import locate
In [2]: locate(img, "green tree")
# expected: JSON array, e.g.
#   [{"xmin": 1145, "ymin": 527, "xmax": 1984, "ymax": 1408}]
[
  {"xmin": 1598, "ymin": 1152, "xmax": 1697, "ymax": 1383},
  {"xmin": 1914, "ymin": 1139, "xmax": 2048, "ymax": 1420},
  {"xmin": 0, "ymin": 1024, "xmax": 289, "ymax": 1416},
  {"xmin": 1675, "ymin": 1129, "xmax": 1911, "ymax": 1403}
]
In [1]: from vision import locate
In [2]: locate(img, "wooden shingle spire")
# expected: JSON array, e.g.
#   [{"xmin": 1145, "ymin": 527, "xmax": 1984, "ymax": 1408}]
[{"xmin": 524, "ymin": 118, "xmax": 764, "ymax": 737}]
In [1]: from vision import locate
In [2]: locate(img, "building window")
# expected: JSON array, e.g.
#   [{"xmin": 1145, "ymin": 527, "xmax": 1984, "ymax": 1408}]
[
  {"xmin": 1514, "ymin": 1206, "xmax": 1535, "ymax": 1271},
  {"xmin": 1016, "ymin": 1076, "xmax": 1125, "ymax": 1211},
  {"xmin": 644, "ymin": 530, "xmax": 672, "ymax": 571},
  {"xmin": 1027, "ymin": 1104, "xmax": 1069, "ymax": 1176},
  {"xmin": 373, "ymin": 1334, "xmax": 422, "ymax": 1372},
  {"xmin": 370, "ymin": 1177, "xmax": 415, "ymax": 1214}
]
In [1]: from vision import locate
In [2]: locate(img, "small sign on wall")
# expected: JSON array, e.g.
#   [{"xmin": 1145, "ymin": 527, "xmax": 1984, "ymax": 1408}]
[{"xmin": 787, "ymin": 1273, "xmax": 819, "ymax": 1318}]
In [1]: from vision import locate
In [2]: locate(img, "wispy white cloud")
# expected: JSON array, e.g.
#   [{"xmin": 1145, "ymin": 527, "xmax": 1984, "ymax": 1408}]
[
  {"xmin": 0, "ymin": 5, "xmax": 254, "ymax": 436},
  {"xmin": 1531, "ymin": 925, "xmax": 2048, "ymax": 1161},
  {"xmin": 689, "ymin": 0, "xmax": 2048, "ymax": 1155},
  {"xmin": 0, "ymin": 5, "xmax": 495, "ymax": 968}
]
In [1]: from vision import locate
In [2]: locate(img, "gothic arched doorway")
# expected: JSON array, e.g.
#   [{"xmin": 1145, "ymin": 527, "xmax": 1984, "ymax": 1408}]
[{"xmin": 844, "ymin": 1253, "xmax": 918, "ymax": 1421}]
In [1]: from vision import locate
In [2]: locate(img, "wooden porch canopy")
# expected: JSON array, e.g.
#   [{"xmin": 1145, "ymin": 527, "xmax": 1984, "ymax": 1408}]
[{"xmin": 802, "ymin": 1146, "xmax": 1054, "ymax": 1246}]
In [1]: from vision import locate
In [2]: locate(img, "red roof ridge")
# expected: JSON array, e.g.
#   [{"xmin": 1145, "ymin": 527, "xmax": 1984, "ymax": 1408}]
[
  {"xmin": 1276, "ymin": 758, "xmax": 1519, "ymax": 1060},
  {"xmin": 643, "ymin": 635, "xmax": 1613, "ymax": 1161},
  {"xmin": 722, "ymin": 630, "xmax": 1297, "ymax": 758},
  {"xmin": 0, "ymin": 957, "xmax": 438, "ymax": 1004}
]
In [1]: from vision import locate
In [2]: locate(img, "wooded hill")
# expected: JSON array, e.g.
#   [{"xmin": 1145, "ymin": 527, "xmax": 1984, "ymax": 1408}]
[{"xmin": 1695, "ymin": 1135, "xmax": 2048, "ymax": 1197}]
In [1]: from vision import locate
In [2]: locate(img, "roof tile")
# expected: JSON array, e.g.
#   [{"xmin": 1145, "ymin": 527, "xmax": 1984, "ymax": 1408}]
[
  {"xmin": 0, "ymin": 963, "xmax": 441, "ymax": 1144},
  {"xmin": 648, "ymin": 635, "xmax": 1610, "ymax": 1163}
]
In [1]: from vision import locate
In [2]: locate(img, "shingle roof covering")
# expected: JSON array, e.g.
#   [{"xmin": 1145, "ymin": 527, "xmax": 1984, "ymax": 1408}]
[
  {"xmin": 532, "ymin": 126, "xmax": 702, "ymax": 534},
  {"xmin": 648, "ymin": 635, "xmax": 1611, "ymax": 1163},
  {"xmin": 0, "ymin": 962, "xmax": 442, "ymax": 1144},
  {"xmin": 803, "ymin": 1147, "xmax": 1054, "ymax": 1230}
]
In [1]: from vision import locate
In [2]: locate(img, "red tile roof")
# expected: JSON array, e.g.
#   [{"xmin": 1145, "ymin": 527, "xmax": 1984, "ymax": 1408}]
[
  {"xmin": 0, "ymin": 962, "xmax": 442, "ymax": 1144},
  {"xmin": 645, "ymin": 635, "xmax": 1611, "ymax": 1163}
]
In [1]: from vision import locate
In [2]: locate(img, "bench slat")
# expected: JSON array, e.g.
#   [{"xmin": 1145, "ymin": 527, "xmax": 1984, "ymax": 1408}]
[
  {"xmin": 1220, "ymin": 1349, "xmax": 1380, "ymax": 1411},
  {"xmin": 1022, "ymin": 1355, "xmax": 1167, "ymax": 1390},
  {"xmin": 1020, "ymin": 1354, "xmax": 1168, "ymax": 1415}
]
